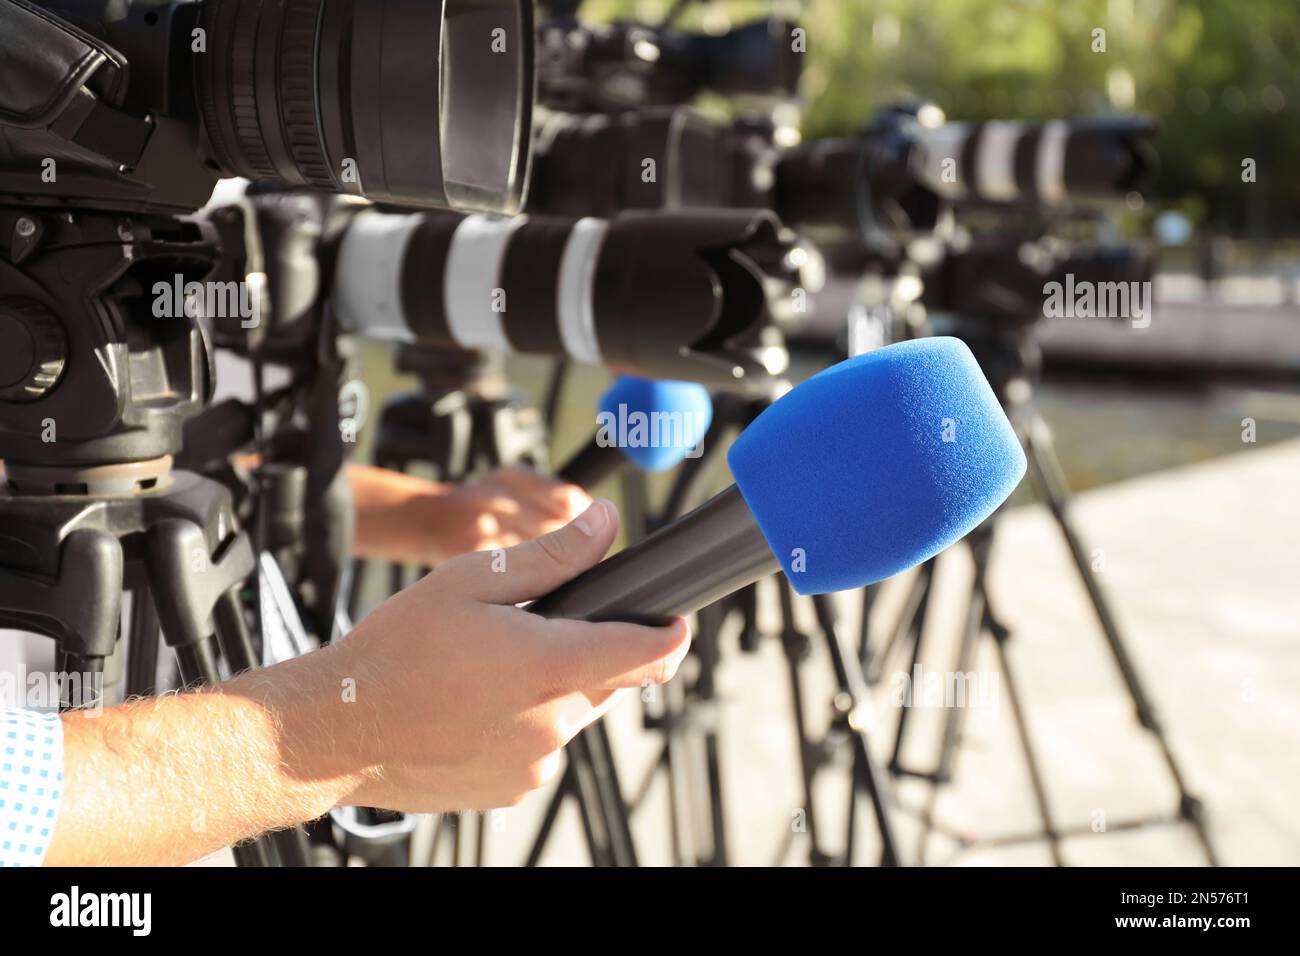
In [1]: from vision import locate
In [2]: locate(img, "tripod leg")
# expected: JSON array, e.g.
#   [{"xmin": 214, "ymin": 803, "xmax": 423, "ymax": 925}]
[
  {"xmin": 777, "ymin": 582, "xmax": 830, "ymax": 865},
  {"xmin": 346, "ymin": 557, "xmax": 369, "ymax": 622},
  {"xmin": 212, "ymin": 589, "xmax": 259, "ymax": 675},
  {"xmin": 697, "ymin": 700, "xmax": 728, "ymax": 866},
  {"xmin": 689, "ymin": 605, "xmax": 729, "ymax": 866},
  {"xmin": 211, "ymin": 588, "xmax": 313, "ymax": 867},
  {"xmin": 125, "ymin": 587, "xmax": 161, "ymax": 698},
  {"xmin": 474, "ymin": 811, "xmax": 488, "ymax": 867},
  {"xmin": 541, "ymin": 360, "xmax": 568, "ymax": 430},
  {"xmin": 659, "ymin": 686, "xmax": 690, "ymax": 867},
  {"xmin": 584, "ymin": 720, "xmax": 639, "ymax": 866},
  {"xmin": 145, "ymin": 519, "xmax": 275, "ymax": 867},
  {"xmin": 427, "ymin": 815, "xmax": 446, "ymax": 866},
  {"xmin": 811, "ymin": 593, "xmax": 903, "ymax": 867},
  {"xmin": 870, "ymin": 560, "xmax": 933, "ymax": 686},
  {"xmin": 0, "ymin": 529, "xmax": 125, "ymax": 704},
  {"xmin": 857, "ymin": 582, "xmax": 882, "ymax": 672},
  {"xmin": 986, "ymin": 598, "xmax": 1065, "ymax": 866},
  {"xmin": 888, "ymin": 560, "xmax": 937, "ymax": 773},
  {"xmin": 915, "ymin": 528, "xmax": 992, "ymax": 864},
  {"xmin": 524, "ymin": 765, "xmax": 574, "ymax": 866},
  {"xmin": 449, "ymin": 812, "xmax": 462, "ymax": 867},
  {"xmin": 1023, "ymin": 418, "xmax": 1217, "ymax": 865},
  {"xmin": 524, "ymin": 737, "xmax": 615, "ymax": 866}
]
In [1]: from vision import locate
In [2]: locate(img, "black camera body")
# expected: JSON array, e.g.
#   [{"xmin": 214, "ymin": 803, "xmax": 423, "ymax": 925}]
[
  {"xmin": 0, "ymin": 0, "xmax": 220, "ymax": 213},
  {"xmin": 0, "ymin": 0, "xmax": 534, "ymax": 216},
  {"xmin": 0, "ymin": 0, "xmax": 535, "ymax": 475}
]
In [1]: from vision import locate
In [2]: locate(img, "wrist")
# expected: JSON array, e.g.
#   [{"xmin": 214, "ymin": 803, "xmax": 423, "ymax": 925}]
[
  {"xmin": 222, "ymin": 645, "xmax": 378, "ymax": 822},
  {"xmin": 349, "ymin": 464, "xmax": 449, "ymax": 565}
]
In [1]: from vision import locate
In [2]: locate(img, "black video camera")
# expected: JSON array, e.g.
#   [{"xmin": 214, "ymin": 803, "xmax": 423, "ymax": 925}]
[
  {"xmin": 0, "ymin": 0, "xmax": 534, "ymax": 215},
  {"xmin": 0, "ymin": 0, "xmax": 534, "ymax": 474}
]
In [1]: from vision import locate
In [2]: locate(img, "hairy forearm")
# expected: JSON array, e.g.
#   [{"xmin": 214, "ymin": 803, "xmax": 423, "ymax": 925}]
[{"xmin": 44, "ymin": 644, "xmax": 373, "ymax": 867}]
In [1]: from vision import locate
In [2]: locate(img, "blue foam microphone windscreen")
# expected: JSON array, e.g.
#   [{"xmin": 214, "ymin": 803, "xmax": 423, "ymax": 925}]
[
  {"xmin": 598, "ymin": 376, "xmax": 714, "ymax": 472},
  {"xmin": 727, "ymin": 337, "xmax": 1027, "ymax": 594}
]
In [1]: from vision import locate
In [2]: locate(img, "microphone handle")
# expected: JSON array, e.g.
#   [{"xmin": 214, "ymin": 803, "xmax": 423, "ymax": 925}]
[
  {"xmin": 527, "ymin": 485, "xmax": 780, "ymax": 625},
  {"xmin": 557, "ymin": 440, "xmax": 625, "ymax": 490}
]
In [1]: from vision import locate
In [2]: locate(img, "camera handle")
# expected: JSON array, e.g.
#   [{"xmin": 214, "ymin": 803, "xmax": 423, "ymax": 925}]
[{"xmin": 0, "ymin": 0, "xmax": 152, "ymax": 168}]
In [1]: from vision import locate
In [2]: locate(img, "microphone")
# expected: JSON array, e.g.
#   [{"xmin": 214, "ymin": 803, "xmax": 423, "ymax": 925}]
[
  {"xmin": 528, "ymin": 337, "xmax": 1027, "ymax": 622},
  {"xmin": 558, "ymin": 376, "xmax": 714, "ymax": 489},
  {"xmin": 331, "ymin": 206, "xmax": 787, "ymax": 391}
]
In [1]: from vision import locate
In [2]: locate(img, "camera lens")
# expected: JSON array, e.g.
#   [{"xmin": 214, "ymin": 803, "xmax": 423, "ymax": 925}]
[{"xmin": 197, "ymin": 0, "xmax": 533, "ymax": 214}]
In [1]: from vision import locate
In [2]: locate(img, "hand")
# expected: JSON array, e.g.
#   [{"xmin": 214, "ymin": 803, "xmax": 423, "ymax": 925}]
[
  {"xmin": 316, "ymin": 499, "xmax": 690, "ymax": 812},
  {"xmin": 350, "ymin": 464, "xmax": 590, "ymax": 566},
  {"xmin": 421, "ymin": 466, "xmax": 591, "ymax": 561},
  {"xmin": 45, "ymin": 499, "xmax": 682, "ymax": 865}
]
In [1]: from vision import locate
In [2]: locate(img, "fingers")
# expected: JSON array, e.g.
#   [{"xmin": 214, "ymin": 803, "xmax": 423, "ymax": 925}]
[
  {"xmin": 545, "ymin": 689, "xmax": 626, "ymax": 749},
  {"xmin": 443, "ymin": 499, "xmax": 620, "ymax": 604},
  {"xmin": 545, "ymin": 617, "xmax": 692, "ymax": 694}
]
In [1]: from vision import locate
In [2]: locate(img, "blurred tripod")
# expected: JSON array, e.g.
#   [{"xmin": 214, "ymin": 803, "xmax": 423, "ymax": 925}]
[
  {"xmin": 0, "ymin": 208, "xmax": 314, "ymax": 866},
  {"xmin": 872, "ymin": 326, "xmax": 1217, "ymax": 866}
]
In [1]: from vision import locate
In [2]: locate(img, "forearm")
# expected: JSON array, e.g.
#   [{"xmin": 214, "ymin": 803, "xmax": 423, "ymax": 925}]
[
  {"xmin": 348, "ymin": 463, "xmax": 446, "ymax": 563},
  {"xmin": 233, "ymin": 458, "xmax": 446, "ymax": 564},
  {"xmin": 44, "ymin": 645, "xmax": 372, "ymax": 867}
]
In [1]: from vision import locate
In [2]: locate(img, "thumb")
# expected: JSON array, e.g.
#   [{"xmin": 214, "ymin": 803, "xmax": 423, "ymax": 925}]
[{"xmin": 447, "ymin": 499, "xmax": 620, "ymax": 605}]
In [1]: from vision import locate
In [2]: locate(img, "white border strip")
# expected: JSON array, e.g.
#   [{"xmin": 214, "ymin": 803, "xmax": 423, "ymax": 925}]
[
  {"xmin": 974, "ymin": 121, "xmax": 1024, "ymax": 201},
  {"xmin": 556, "ymin": 218, "xmax": 609, "ymax": 366},
  {"xmin": 444, "ymin": 215, "xmax": 528, "ymax": 353},
  {"xmin": 1035, "ymin": 120, "xmax": 1070, "ymax": 205},
  {"xmin": 333, "ymin": 211, "xmax": 421, "ymax": 342}
]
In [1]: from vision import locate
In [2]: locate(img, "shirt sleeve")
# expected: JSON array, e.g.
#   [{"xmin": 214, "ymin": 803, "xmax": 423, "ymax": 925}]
[{"xmin": 0, "ymin": 710, "xmax": 64, "ymax": 867}]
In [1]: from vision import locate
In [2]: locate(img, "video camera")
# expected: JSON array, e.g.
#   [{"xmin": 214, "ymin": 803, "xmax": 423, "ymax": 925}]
[
  {"xmin": 537, "ymin": 15, "xmax": 803, "ymax": 114},
  {"xmin": 0, "ymin": 0, "xmax": 535, "ymax": 475},
  {"xmin": 528, "ymin": 101, "xmax": 1156, "ymax": 246},
  {"xmin": 0, "ymin": 0, "xmax": 533, "ymax": 215}
]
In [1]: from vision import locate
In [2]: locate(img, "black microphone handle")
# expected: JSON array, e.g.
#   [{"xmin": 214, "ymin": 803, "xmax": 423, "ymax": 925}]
[
  {"xmin": 526, "ymin": 485, "xmax": 780, "ymax": 625},
  {"xmin": 557, "ymin": 439, "xmax": 626, "ymax": 490}
]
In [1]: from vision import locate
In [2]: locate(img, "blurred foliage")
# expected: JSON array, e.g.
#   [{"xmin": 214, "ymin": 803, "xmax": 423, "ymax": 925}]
[{"xmin": 570, "ymin": 0, "xmax": 1300, "ymax": 237}]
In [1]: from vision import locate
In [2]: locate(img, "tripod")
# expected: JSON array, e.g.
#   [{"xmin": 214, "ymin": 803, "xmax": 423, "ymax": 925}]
[
  {"xmin": 0, "ymin": 465, "xmax": 315, "ymax": 867},
  {"xmin": 0, "ymin": 208, "xmax": 317, "ymax": 866},
  {"xmin": 876, "ymin": 327, "xmax": 1218, "ymax": 866}
]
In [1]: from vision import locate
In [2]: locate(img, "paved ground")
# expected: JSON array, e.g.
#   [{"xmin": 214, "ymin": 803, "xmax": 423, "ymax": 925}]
[{"xmin": 430, "ymin": 436, "xmax": 1300, "ymax": 866}]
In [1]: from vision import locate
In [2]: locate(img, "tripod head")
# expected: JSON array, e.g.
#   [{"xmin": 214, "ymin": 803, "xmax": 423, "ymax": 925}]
[{"xmin": 0, "ymin": 206, "xmax": 216, "ymax": 485}]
